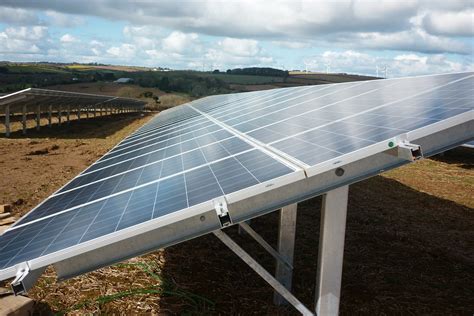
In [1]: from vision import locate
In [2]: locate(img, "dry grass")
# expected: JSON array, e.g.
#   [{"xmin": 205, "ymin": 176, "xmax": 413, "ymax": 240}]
[
  {"xmin": 45, "ymin": 82, "xmax": 192, "ymax": 110},
  {"xmin": 30, "ymin": 252, "xmax": 214, "ymax": 314},
  {"xmin": 157, "ymin": 94, "xmax": 193, "ymax": 108}
]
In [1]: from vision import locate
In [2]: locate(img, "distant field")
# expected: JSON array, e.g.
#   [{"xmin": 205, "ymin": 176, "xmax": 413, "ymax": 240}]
[
  {"xmin": 0, "ymin": 62, "xmax": 379, "ymax": 98},
  {"xmin": 197, "ymin": 72, "xmax": 285, "ymax": 84},
  {"xmin": 47, "ymin": 82, "xmax": 192, "ymax": 110},
  {"xmin": 65, "ymin": 64, "xmax": 149, "ymax": 72},
  {"xmin": 2, "ymin": 64, "xmax": 69, "ymax": 74}
]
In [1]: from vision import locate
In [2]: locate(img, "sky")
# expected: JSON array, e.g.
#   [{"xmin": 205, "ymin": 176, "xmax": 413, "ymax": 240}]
[{"xmin": 0, "ymin": 0, "xmax": 473, "ymax": 77}]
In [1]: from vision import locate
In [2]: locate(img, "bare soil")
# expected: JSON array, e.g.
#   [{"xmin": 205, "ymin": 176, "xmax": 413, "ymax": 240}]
[
  {"xmin": 0, "ymin": 113, "xmax": 154, "ymax": 219},
  {"xmin": 0, "ymin": 115, "xmax": 472, "ymax": 315}
]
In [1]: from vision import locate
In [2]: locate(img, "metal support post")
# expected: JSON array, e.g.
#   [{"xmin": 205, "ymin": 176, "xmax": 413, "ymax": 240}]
[
  {"xmin": 315, "ymin": 185, "xmax": 349, "ymax": 316},
  {"xmin": 36, "ymin": 104, "xmax": 41, "ymax": 131},
  {"xmin": 66, "ymin": 106, "xmax": 70, "ymax": 124},
  {"xmin": 22, "ymin": 104, "xmax": 27, "ymax": 135},
  {"xmin": 58, "ymin": 106, "xmax": 62, "ymax": 125},
  {"xmin": 77, "ymin": 109, "xmax": 81, "ymax": 121},
  {"xmin": 93, "ymin": 108, "xmax": 97, "ymax": 117},
  {"xmin": 274, "ymin": 203, "xmax": 298, "ymax": 305},
  {"xmin": 214, "ymin": 230, "xmax": 313, "ymax": 316},
  {"xmin": 86, "ymin": 108, "xmax": 89, "ymax": 119},
  {"xmin": 5, "ymin": 104, "xmax": 10, "ymax": 137},
  {"xmin": 48, "ymin": 105, "xmax": 52, "ymax": 127}
]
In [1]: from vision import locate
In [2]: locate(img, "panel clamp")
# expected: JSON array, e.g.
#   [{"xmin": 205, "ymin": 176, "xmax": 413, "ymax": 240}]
[
  {"xmin": 10, "ymin": 262, "xmax": 44, "ymax": 295},
  {"xmin": 213, "ymin": 197, "xmax": 232, "ymax": 227},
  {"xmin": 397, "ymin": 141, "xmax": 423, "ymax": 161},
  {"xmin": 387, "ymin": 136, "xmax": 423, "ymax": 162}
]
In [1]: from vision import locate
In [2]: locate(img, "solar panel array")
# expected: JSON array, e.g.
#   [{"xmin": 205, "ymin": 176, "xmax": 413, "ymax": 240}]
[
  {"xmin": 0, "ymin": 88, "xmax": 146, "ymax": 114},
  {"xmin": 0, "ymin": 72, "xmax": 472, "ymax": 276}
]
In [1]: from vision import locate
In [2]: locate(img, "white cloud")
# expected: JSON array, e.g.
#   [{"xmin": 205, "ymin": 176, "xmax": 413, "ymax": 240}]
[
  {"xmin": 123, "ymin": 25, "xmax": 163, "ymax": 50},
  {"xmin": 0, "ymin": 0, "xmax": 472, "ymax": 75},
  {"xmin": 272, "ymin": 40, "xmax": 311, "ymax": 49},
  {"xmin": 90, "ymin": 40, "xmax": 104, "ymax": 47},
  {"xmin": 0, "ymin": 26, "xmax": 49, "ymax": 54},
  {"xmin": 106, "ymin": 44, "xmax": 137, "ymax": 59},
  {"xmin": 423, "ymin": 10, "xmax": 474, "ymax": 37},
  {"xmin": 0, "ymin": 1, "xmax": 448, "ymax": 37},
  {"xmin": 0, "ymin": 7, "xmax": 40, "ymax": 25},
  {"xmin": 162, "ymin": 31, "xmax": 199, "ymax": 54},
  {"xmin": 205, "ymin": 39, "xmax": 273, "ymax": 70},
  {"xmin": 355, "ymin": 28, "xmax": 471, "ymax": 55},
  {"xmin": 391, "ymin": 53, "xmax": 470, "ymax": 75},
  {"xmin": 4, "ymin": 26, "xmax": 48, "ymax": 41},
  {"xmin": 219, "ymin": 38, "xmax": 261, "ymax": 57},
  {"xmin": 45, "ymin": 11, "xmax": 84, "ymax": 27},
  {"xmin": 60, "ymin": 33, "xmax": 78, "ymax": 43},
  {"xmin": 304, "ymin": 50, "xmax": 473, "ymax": 77}
]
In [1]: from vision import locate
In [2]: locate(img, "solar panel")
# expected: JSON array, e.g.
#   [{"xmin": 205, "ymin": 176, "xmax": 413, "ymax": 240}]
[
  {"xmin": 0, "ymin": 88, "xmax": 146, "ymax": 115},
  {"xmin": 0, "ymin": 72, "xmax": 472, "ymax": 287},
  {"xmin": 463, "ymin": 140, "xmax": 474, "ymax": 148}
]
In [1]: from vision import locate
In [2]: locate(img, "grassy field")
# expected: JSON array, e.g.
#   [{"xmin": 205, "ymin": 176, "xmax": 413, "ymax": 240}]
[
  {"xmin": 45, "ymin": 82, "xmax": 193, "ymax": 110},
  {"xmin": 1, "ymin": 64, "xmax": 70, "ymax": 74},
  {"xmin": 0, "ymin": 62, "xmax": 378, "ymax": 94},
  {"xmin": 197, "ymin": 72, "xmax": 286, "ymax": 84},
  {"xmin": 65, "ymin": 64, "xmax": 151, "ymax": 72}
]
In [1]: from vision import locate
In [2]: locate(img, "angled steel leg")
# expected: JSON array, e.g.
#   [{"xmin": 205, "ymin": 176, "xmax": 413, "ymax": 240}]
[
  {"xmin": 214, "ymin": 230, "xmax": 313, "ymax": 316},
  {"xmin": 315, "ymin": 185, "xmax": 349, "ymax": 316},
  {"xmin": 238, "ymin": 221, "xmax": 293, "ymax": 270}
]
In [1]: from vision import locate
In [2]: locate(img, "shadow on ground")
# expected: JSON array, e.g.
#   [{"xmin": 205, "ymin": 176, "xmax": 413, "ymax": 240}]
[
  {"xmin": 1, "ymin": 112, "xmax": 151, "ymax": 140},
  {"xmin": 430, "ymin": 146, "xmax": 474, "ymax": 170},
  {"xmin": 157, "ymin": 175, "xmax": 474, "ymax": 315}
]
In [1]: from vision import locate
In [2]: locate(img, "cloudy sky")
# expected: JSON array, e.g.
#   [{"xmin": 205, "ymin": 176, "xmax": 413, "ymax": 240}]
[{"xmin": 0, "ymin": 0, "xmax": 473, "ymax": 77}]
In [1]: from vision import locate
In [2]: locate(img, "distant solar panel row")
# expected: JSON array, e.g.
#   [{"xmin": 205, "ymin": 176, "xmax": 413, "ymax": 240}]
[
  {"xmin": 0, "ymin": 88, "xmax": 146, "ymax": 115},
  {"xmin": 1, "ymin": 72, "xmax": 472, "ymax": 276}
]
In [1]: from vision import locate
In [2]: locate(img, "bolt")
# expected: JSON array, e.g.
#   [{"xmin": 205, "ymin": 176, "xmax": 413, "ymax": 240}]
[{"xmin": 335, "ymin": 167, "xmax": 345, "ymax": 177}]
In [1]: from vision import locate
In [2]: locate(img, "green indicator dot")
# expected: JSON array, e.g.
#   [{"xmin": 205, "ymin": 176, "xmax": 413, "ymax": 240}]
[{"xmin": 388, "ymin": 141, "xmax": 394, "ymax": 147}]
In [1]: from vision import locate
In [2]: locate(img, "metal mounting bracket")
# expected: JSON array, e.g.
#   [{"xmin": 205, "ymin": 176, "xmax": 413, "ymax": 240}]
[
  {"xmin": 10, "ymin": 262, "xmax": 45, "ymax": 295},
  {"xmin": 398, "ymin": 141, "xmax": 423, "ymax": 161},
  {"xmin": 387, "ymin": 138, "xmax": 423, "ymax": 161},
  {"xmin": 213, "ymin": 197, "xmax": 232, "ymax": 227}
]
